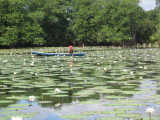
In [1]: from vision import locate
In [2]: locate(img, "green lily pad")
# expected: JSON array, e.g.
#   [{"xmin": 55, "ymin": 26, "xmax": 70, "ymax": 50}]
[
  {"xmin": 0, "ymin": 111, "xmax": 19, "ymax": 115},
  {"xmin": 0, "ymin": 100, "xmax": 14, "ymax": 104},
  {"xmin": 9, "ymin": 104, "xmax": 29, "ymax": 107},
  {"xmin": 52, "ymin": 94, "xmax": 69, "ymax": 97},
  {"xmin": 7, "ymin": 112, "xmax": 37, "ymax": 118},
  {"xmin": 0, "ymin": 117, "xmax": 8, "ymax": 120},
  {"xmin": 3, "ymin": 107, "xmax": 25, "ymax": 111},
  {"xmin": 0, "ymin": 92, "xmax": 6, "ymax": 94},
  {"xmin": 73, "ymin": 90, "xmax": 95, "ymax": 97},
  {"xmin": 81, "ymin": 111, "xmax": 102, "ymax": 115},
  {"xmin": 104, "ymin": 96, "xmax": 126, "ymax": 99},
  {"xmin": 7, "ymin": 90, "xmax": 27, "ymax": 93},
  {"xmin": 6, "ymin": 96, "xmax": 28, "ymax": 100},
  {"xmin": 42, "ymin": 92, "xmax": 55, "ymax": 95},
  {"xmin": 142, "ymin": 116, "xmax": 160, "ymax": 120},
  {"xmin": 114, "ymin": 107, "xmax": 137, "ymax": 111},
  {"xmin": 80, "ymin": 100, "xmax": 101, "ymax": 104},
  {"xmin": 116, "ymin": 113, "xmax": 142, "ymax": 119},
  {"xmin": 41, "ymin": 88, "xmax": 54, "ymax": 90},
  {"xmin": 61, "ymin": 114, "xmax": 87, "ymax": 119},
  {"xmin": 38, "ymin": 101, "xmax": 52, "ymax": 104},
  {"xmin": 97, "ymin": 89, "xmax": 119, "ymax": 93},
  {"xmin": 97, "ymin": 116, "xmax": 124, "ymax": 120}
]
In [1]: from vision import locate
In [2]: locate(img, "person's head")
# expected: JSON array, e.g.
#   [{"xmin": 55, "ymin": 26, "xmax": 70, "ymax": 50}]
[{"xmin": 69, "ymin": 45, "xmax": 73, "ymax": 50}]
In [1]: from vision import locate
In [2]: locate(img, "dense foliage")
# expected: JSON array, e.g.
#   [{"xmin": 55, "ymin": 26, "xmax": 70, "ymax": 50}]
[{"xmin": 0, "ymin": 0, "xmax": 159, "ymax": 48}]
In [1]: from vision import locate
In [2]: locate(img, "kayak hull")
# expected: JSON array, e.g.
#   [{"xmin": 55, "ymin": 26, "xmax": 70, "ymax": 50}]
[{"xmin": 32, "ymin": 51, "xmax": 86, "ymax": 56}]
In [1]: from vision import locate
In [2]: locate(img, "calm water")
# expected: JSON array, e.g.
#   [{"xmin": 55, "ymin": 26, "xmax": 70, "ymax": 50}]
[{"xmin": 0, "ymin": 48, "xmax": 160, "ymax": 120}]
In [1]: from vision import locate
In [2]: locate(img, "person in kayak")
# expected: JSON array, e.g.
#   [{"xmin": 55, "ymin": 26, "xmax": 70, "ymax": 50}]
[{"xmin": 68, "ymin": 45, "xmax": 73, "ymax": 53}]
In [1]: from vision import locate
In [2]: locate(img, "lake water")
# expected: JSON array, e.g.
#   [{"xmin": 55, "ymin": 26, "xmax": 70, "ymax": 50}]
[{"xmin": 0, "ymin": 47, "xmax": 160, "ymax": 120}]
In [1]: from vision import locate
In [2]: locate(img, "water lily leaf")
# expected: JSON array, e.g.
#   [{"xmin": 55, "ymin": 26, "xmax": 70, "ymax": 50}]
[
  {"xmin": 97, "ymin": 116, "xmax": 124, "ymax": 120},
  {"xmin": 80, "ymin": 100, "xmax": 101, "ymax": 104},
  {"xmin": 6, "ymin": 96, "xmax": 28, "ymax": 100},
  {"xmin": 142, "ymin": 116, "xmax": 160, "ymax": 120},
  {"xmin": 101, "ymin": 110, "xmax": 126, "ymax": 114},
  {"xmin": 8, "ymin": 90, "xmax": 27, "ymax": 93},
  {"xmin": 114, "ymin": 107, "xmax": 137, "ymax": 111},
  {"xmin": 61, "ymin": 114, "xmax": 87, "ymax": 119},
  {"xmin": 0, "ymin": 111, "xmax": 19, "ymax": 115},
  {"xmin": 41, "ymin": 88, "xmax": 54, "ymax": 90},
  {"xmin": 52, "ymin": 94, "xmax": 68, "ymax": 97},
  {"xmin": 0, "ymin": 100, "xmax": 14, "ymax": 104},
  {"xmin": 18, "ymin": 86, "xmax": 34, "ymax": 89},
  {"xmin": 9, "ymin": 104, "xmax": 29, "ymax": 107},
  {"xmin": 7, "ymin": 112, "xmax": 37, "ymax": 118},
  {"xmin": 97, "ymin": 89, "xmax": 119, "ymax": 93},
  {"xmin": 81, "ymin": 111, "xmax": 102, "ymax": 115},
  {"xmin": 3, "ymin": 107, "xmax": 25, "ymax": 111},
  {"xmin": 73, "ymin": 90, "xmax": 95, "ymax": 97},
  {"xmin": 0, "ymin": 117, "xmax": 8, "ymax": 120},
  {"xmin": 104, "ymin": 96, "xmax": 126, "ymax": 99},
  {"xmin": 0, "ymin": 92, "xmax": 6, "ymax": 94},
  {"xmin": 42, "ymin": 92, "xmax": 55, "ymax": 95},
  {"xmin": 116, "ymin": 113, "xmax": 142, "ymax": 119},
  {"xmin": 104, "ymin": 103, "xmax": 125, "ymax": 106},
  {"xmin": 38, "ymin": 101, "xmax": 52, "ymax": 104},
  {"xmin": 71, "ymin": 86, "xmax": 84, "ymax": 89}
]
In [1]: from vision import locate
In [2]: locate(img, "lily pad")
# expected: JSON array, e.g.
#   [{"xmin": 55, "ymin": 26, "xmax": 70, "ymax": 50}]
[
  {"xmin": 3, "ymin": 107, "xmax": 25, "ymax": 111},
  {"xmin": 113, "ymin": 107, "xmax": 137, "ymax": 111},
  {"xmin": 61, "ymin": 114, "xmax": 87, "ymax": 119},
  {"xmin": 7, "ymin": 90, "xmax": 27, "ymax": 93},
  {"xmin": 9, "ymin": 104, "xmax": 29, "ymax": 107},
  {"xmin": 38, "ymin": 101, "xmax": 53, "ymax": 104},
  {"xmin": 6, "ymin": 96, "xmax": 28, "ymax": 100},
  {"xmin": 0, "ymin": 100, "xmax": 14, "ymax": 104},
  {"xmin": 52, "ymin": 94, "xmax": 69, "ymax": 97},
  {"xmin": 80, "ymin": 100, "xmax": 101, "ymax": 104},
  {"xmin": 97, "ymin": 116, "xmax": 124, "ymax": 120},
  {"xmin": 116, "ymin": 113, "xmax": 142, "ymax": 119},
  {"xmin": 0, "ymin": 111, "xmax": 19, "ymax": 115},
  {"xmin": 104, "ymin": 96, "xmax": 126, "ymax": 99},
  {"xmin": 7, "ymin": 112, "xmax": 37, "ymax": 118}
]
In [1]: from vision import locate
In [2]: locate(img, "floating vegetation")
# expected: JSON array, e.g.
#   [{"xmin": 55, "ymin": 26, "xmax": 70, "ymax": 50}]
[
  {"xmin": 9, "ymin": 104, "xmax": 29, "ymax": 107},
  {"xmin": 97, "ymin": 116, "xmax": 124, "ymax": 120},
  {"xmin": 0, "ymin": 47, "xmax": 160, "ymax": 120},
  {"xmin": 0, "ymin": 100, "xmax": 14, "ymax": 104},
  {"xmin": 52, "ymin": 94, "xmax": 69, "ymax": 97},
  {"xmin": 73, "ymin": 90, "xmax": 95, "ymax": 97},
  {"xmin": 80, "ymin": 100, "xmax": 101, "ymax": 104},
  {"xmin": 61, "ymin": 114, "xmax": 87, "ymax": 119},
  {"xmin": 113, "ymin": 107, "xmax": 137, "ymax": 111},
  {"xmin": 6, "ymin": 96, "xmax": 28, "ymax": 100},
  {"xmin": 104, "ymin": 95, "xmax": 126, "ymax": 99},
  {"xmin": 7, "ymin": 90, "xmax": 27, "ymax": 93},
  {"xmin": 0, "ymin": 111, "xmax": 19, "ymax": 115},
  {"xmin": 3, "ymin": 107, "xmax": 25, "ymax": 111},
  {"xmin": 7, "ymin": 112, "xmax": 37, "ymax": 118},
  {"xmin": 116, "ymin": 113, "xmax": 142, "ymax": 119},
  {"xmin": 38, "ymin": 101, "xmax": 53, "ymax": 104}
]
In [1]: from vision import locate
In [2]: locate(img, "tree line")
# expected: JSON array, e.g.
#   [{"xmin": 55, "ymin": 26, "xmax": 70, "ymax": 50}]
[{"xmin": 0, "ymin": 0, "xmax": 159, "ymax": 48}]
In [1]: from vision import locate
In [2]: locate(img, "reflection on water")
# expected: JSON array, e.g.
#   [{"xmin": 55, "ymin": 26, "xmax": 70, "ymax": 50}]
[{"xmin": 0, "ymin": 48, "xmax": 160, "ymax": 120}]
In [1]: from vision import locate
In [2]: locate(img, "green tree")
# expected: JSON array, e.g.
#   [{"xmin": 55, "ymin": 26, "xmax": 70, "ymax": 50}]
[
  {"xmin": 0, "ymin": 0, "xmax": 24, "ymax": 47},
  {"xmin": 95, "ymin": 0, "xmax": 145, "ymax": 45},
  {"xmin": 0, "ymin": 0, "xmax": 45, "ymax": 47},
  {"xmin": 39, "ymin": 0, "xmax": 71, "ymax": 46},
  {"xmin": 68, "ymin": 0, "xmax": 99, "ymax": 46},
  {"xmin": 155, "ymin": 0, "xmax": 160, "ymax": 9}
]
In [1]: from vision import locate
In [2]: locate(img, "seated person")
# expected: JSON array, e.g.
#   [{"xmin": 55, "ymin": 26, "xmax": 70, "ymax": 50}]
[{"xmin": 68, "ymin": 45, "xmax": 73, "ymax": 53}]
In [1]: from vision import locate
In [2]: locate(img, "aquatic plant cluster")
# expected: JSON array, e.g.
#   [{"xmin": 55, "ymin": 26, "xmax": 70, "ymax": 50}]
[{"xmin": 0, "ymin": 47, "xmax": 160, "ymax": 120}]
